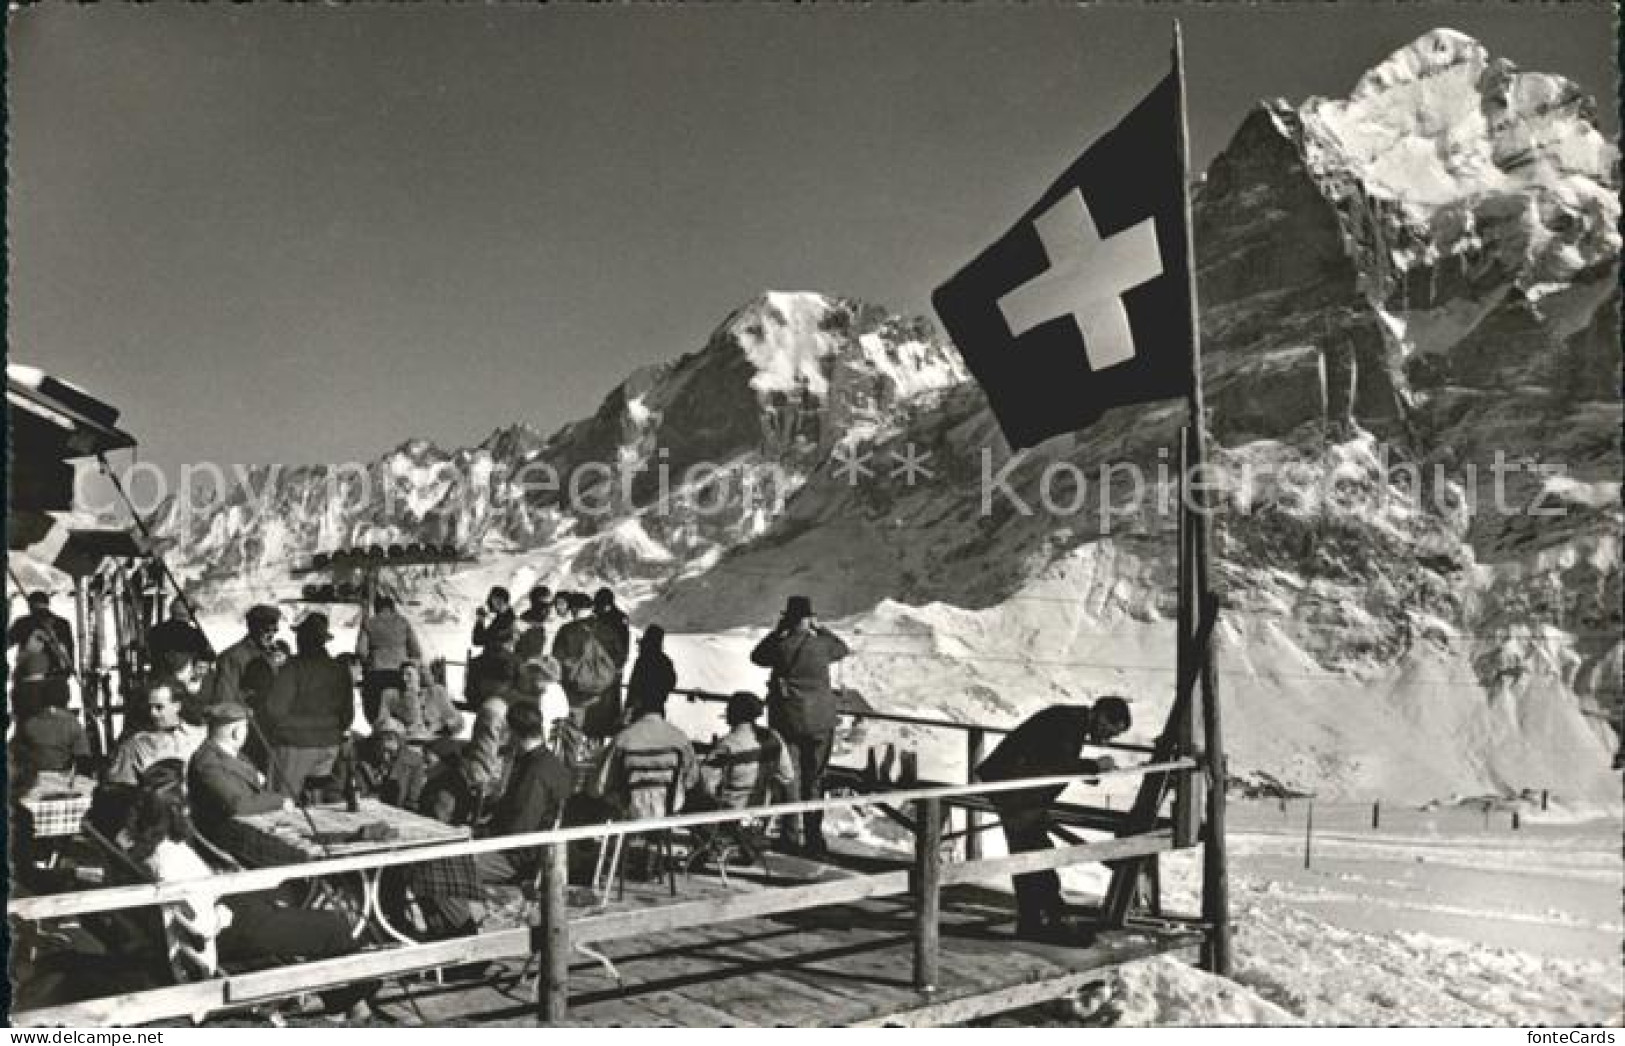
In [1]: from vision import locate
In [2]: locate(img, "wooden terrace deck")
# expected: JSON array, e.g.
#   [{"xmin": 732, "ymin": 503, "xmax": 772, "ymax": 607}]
[{"xmin": 345, "ymin": 873, "xmax": 1203, "ymax": 1027}]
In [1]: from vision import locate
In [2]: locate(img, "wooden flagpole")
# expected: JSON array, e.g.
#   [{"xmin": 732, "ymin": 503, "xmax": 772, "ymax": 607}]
[{"xmin": 1172, "ymin": 19, "xmax": 1232, "ymax": 977}]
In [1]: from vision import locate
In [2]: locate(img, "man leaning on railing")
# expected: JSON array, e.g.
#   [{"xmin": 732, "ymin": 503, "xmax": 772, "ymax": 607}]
[{"xmin": 974, "ymin": 697, "xmax": 1132, "ymax": 945}]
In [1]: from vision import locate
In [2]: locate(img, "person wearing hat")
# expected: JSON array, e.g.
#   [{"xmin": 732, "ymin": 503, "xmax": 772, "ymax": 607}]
[
  {"xmin": 201, "ymin": 604, "xmax": 282, "ymax": 711},
  {"xmin": 7, "ymin": 590, "xmax": 76, "ymax": 722},
  {"xmin": 626, "ymin": 625, "xmax": 677, "ymax": 721},
  {"xmin": 257, "ymin": 613, "xmax": 355, "ymax": 800},
  {"xmin": 187, "ymin": 700, "xmax": 295, "ymax": 843},
  {"xmin": 974, "ymin": 697, "xmax": 1133, "ymax": 944},
  {"xmin": 749, "ymin": 595, "xmax": 850, "ymax": 857}
]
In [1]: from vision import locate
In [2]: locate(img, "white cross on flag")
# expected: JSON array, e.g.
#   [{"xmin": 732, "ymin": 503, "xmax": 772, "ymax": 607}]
[{"xmin": 932, "ymin": 72, "xmax": 1193, "ymax": 450}]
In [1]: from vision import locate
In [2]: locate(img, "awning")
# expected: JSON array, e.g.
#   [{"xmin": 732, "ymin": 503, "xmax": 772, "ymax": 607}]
[
  {"xmin": 8, "ymin": 364, "xmax": 138, "ymax": 512},
  {"xmin": 8, "ymin": 510, "xmax": 147, "ymax": 578}
]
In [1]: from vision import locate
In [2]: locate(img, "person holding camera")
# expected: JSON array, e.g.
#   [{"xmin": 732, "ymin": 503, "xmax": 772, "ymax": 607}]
[
  {"xmin": 471, "ymin": 587, "xmax": 516, "ymax": 653},
  {"xmin": 749, "ymin": 595, "xmax": 849, "ymax": 857}
]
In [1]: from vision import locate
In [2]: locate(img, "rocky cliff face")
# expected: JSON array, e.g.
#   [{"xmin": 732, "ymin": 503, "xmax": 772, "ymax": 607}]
[
  {"xmin": 156, "ymin": 291, "xmax": 966, "ymax": 590},
  {"xmin": 162, "ymin": 31, "xmax": 1619, "ymax": 801}
]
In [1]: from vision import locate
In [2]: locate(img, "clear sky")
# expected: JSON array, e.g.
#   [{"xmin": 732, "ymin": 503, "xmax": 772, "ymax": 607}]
[{"xmin": 9, "ymin": 3, "xmax": 1617, "ymax": 485}]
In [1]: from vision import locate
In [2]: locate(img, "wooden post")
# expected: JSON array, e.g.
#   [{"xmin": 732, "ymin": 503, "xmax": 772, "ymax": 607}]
[
  {"xmin": 1511, "ymin": 810, "xmax": 1521, "ymax": 831},
  {"xmin": 1541, "ymin": 789, "xmax": 1549, "ymax": 812},
  {"xmin": 536, "ymin": 841, "xmax": 569, "ymax": 1025},
  {"xmin": 1371, "ymin": 801, "xmax": 1380, "ymax": 830},
  {"xmin": 913, "ymin": 797, "xmax": 942, "ymax": 993},
  {"xmin": 1303, "ymin": 798, "xmax": 1314, "ymax": 871},
  {"xmin": 965, "ymin": 729, "xmax": 986, "ymax": 861},
  {"xmin": 1174, "ymin": 22, "xmax": 1231, "ymax": 979},
  {"xmin": 1171, "ymin": 428, "xmax": 1199, "ymax": 850}
]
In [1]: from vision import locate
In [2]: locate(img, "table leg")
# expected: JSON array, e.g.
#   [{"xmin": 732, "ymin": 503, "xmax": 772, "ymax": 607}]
[{"xmin": 365, "ymin": 868, "xmax": 422, "ymax": 947}]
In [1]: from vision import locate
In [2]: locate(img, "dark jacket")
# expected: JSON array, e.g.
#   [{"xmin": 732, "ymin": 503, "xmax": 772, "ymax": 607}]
[
  {"xmin": 465, "ymin": 648, "xmax": 519, "ymax": 704},
  {"xmin": 471, "ymin": 607, "xmax": 517, "ymax": 650},
  {"xmin": 260, "ymin": 652, "xmax": 354, "ymax": 749},
  {"xmin": 596, "ymin": 609, "xmax": 632, "ymax": 667},
  {"xmin": 188, "ymin": 739, "xmax": 286, "ymax": 838},
  {"xmin": 205, "ymin": 635, "xmax": 274, "ymax": 708},
  {"xmin": 488, "ymin": 744, "xmax": 572, "ymax": 875},
  {"xmin": 976, "ymin": 705, "xmax": 1109, "ymax": 808},
  {"xmin": 146, "ymin": 618, "xmax": 213, "ymax": 667},
  {"xmin": 419, "ymin": 754, "xmax": 481, "ymax": 827},
  {"xmin": 9, "ymin": 706, "xmax": 90, "ymax": 774},
  {"xmin": 750, "ymin": 626, "xmax": 850, "ymax": 738},
  {"xmin": 515, "ymin": 623, "xmax": 549, "ymax": 663},
  {"xmin": 627, "ymin": 649, "xmax": 677, "ymax": 715}
]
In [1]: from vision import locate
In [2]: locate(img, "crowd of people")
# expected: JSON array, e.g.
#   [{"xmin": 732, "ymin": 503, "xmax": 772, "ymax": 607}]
[
  {"xmin": 10, "ymin": 576, "xmax": 1131, "ymax": 1000},
  {"xmin": 7, "ymin": 581, "xmax": 860, "ymax": 1010}
]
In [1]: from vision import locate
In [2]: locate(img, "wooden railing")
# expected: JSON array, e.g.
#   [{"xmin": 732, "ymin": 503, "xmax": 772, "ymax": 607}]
[{"xmin": 9, "ymin": 758, "xmax": 1197, "ymax": 1027}]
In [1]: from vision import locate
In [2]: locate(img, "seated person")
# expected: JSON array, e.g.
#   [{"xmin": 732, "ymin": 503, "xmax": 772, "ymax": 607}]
[
  {"xmin": 106, "ymin": 680, "xmax": 206, "ymax": 787},
  {"xmin": 377, "ymin": 660, "xmax": 462, "ymax": 739},
  {"xmin": 473, "ymin": 702, "xmax": 572, "ymax": 891},
  {"xmin": 152, "ymin": 649, "xmax": 210, "ymax": 726},
  {"xmin": 186, "ymin": 702, "xmax": 294, "ymax": 844},
  {"xmin": 349, "ymin": 717, "xmax": 428, "ymax": 809},
  {"xmin": 699, "ymin": 691, "xmax": 796, "ymax": 810},
  {"xmin": 418, "ymin": 697, "xmax": 508, "ymax": 827},
  {"xmin": 120, "ymin": 760, "xmax": 376, "ymax": 1016},
  {"xmin": 594, "ymin": 691, "xmax": 698, "ymax": 822},
  {"xmin": 9, "ymin": 685, "xmax": 93, "ymax": 778},
  {"xmin": 689, "ymin": 691, "xmax": 796, "ymax": 862}
]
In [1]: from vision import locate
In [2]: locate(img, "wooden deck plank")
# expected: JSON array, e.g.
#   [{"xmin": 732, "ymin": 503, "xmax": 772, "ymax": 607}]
[
  {"xmin": 683, "ymin": 919, "xmax": 914, "ymax": 1025},
  {"xmin": 568, "ymin": 919, "xmax": 780, "ymax": 1014},
  {"xmin": 17, "ymin": 875, "xmax": 1204, "ymax": 1029}
]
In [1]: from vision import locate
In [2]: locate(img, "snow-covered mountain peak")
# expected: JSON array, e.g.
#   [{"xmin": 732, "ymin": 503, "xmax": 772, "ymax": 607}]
[
  {"xmin": 718, "ymin": 290, "xmax": 967, "ymax": 403},
  {"xmin": 723, "ymin": 290, "xmax": 845, "ymax": 397},
  {"xmin": 1301, "ymin": 29, "xmax": 1616, "ymax": 214}
]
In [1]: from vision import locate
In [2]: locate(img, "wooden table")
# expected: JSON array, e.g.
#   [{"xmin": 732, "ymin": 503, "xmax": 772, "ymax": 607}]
[{"xmin": 221, "ymin": 798, "xmax": 470, "ymax": 944}]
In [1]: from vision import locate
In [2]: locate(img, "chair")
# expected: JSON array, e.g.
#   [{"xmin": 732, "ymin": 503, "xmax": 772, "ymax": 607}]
[
  {"xmin": 684, "ymin": 741, "xmax": 785, "ymax": 888},
  {"xmin": 592, "ymin": 746, "xmax": 687, "ymax": 901}
]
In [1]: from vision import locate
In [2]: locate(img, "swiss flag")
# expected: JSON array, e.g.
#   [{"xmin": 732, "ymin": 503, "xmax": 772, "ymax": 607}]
[{"xmin": 932, "ymin": 72, "xmax": 1193, "ymax": 450}]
